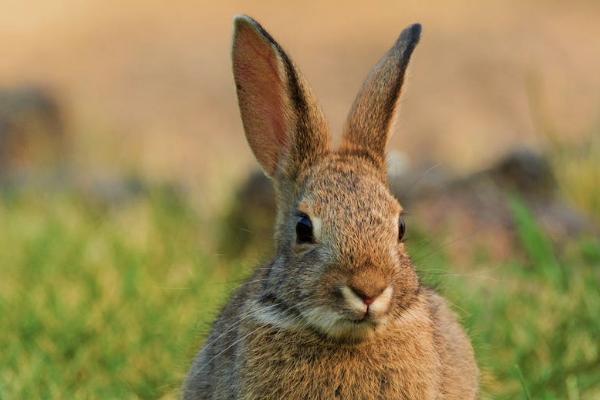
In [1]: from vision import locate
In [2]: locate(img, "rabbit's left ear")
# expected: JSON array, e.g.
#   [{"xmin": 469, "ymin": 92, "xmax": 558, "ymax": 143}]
[
  {"xmin": 232, "ymin": 15, "xmax": 329, "ymax": 179},
  {"xmin": 341, "ymin": 24, "xmax": 421, "ymax": 167}
]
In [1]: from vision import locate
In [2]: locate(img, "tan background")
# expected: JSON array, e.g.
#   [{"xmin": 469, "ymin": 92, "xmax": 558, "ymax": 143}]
[{"xmin": 2, "ymin": 0, "xmax": 599, "ymax": 207}]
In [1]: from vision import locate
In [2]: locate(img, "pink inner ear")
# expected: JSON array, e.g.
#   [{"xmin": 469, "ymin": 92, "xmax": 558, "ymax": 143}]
[{"xmin": 234, "ymin": 26, "xmax": 290, "ymax": 174}]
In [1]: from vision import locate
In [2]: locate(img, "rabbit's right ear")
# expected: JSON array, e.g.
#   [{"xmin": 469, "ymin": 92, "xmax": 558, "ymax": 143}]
[
  {"xmin": 341, "ymin": 24, "xmax": 421, "ymax": 170},
  {"xmin": 232, "ymin": 15, "xmax": 329, "ymax": 178}
]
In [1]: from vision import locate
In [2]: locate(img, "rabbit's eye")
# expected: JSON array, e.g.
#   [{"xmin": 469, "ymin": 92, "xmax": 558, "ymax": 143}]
[
  {"xmin": 398, "ymin": 217, "xmax": 406, "ymax": 241},
  {"xmin": 296, "ymin": 213, "xmax": 314, "ymax": 244}
]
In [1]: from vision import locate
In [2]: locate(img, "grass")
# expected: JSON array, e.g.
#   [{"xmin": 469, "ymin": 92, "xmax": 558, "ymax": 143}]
[
  {"xmin": 0, "ymin": 187, "xmax": 598, "ymax": 399},
  {"xmin": 0, "ymin": 188, "xmax": 253, "ymax": 398},
  {"xmin": 549, "ymin": 132, "xmax": 600, "ymax": 225}
]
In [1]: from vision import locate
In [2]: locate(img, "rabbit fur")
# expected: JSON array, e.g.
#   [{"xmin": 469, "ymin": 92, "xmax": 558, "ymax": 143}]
[{"xmin": 183, "ymin": 15, "xmax": 479, "ymax": 400}]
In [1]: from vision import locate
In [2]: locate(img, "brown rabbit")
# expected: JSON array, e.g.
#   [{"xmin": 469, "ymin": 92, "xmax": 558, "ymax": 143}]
[{"xmin": 183, "ymin": 15, "xmax": 479, "ymax": 399}]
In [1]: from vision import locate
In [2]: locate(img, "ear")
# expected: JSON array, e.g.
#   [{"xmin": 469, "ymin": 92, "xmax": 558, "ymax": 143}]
[
  {"xmin": 232, "ymin": 15, "xmax": 329, "ymax": 179},
  {"xmin": 341, "ymin": 23, "xmax": 421, "ymax": 167}
]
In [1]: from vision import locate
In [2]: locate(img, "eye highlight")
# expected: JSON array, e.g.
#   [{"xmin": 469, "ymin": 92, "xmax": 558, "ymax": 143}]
[
  {"xmin": 295, "ymin": 212, "xmax": 314, "ymax": 244},
  {"xmin": 398, "ymin": 217, "xmax": 406, "ymax": 241}
]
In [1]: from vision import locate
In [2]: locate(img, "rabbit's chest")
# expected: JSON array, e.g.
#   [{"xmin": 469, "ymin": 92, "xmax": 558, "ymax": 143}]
[{"xmin": 239, "ymin": 328, "xmax": 441, "ymax": 399}]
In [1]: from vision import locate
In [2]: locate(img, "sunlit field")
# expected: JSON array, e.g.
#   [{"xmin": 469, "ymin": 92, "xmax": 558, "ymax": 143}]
[
  {"xmin": 1, "ymin": 1, "xmax": 599, "ymax": 399},
  {"xmin": 0, "ymin": 187, "xmax": 597, "ymax": 398}
]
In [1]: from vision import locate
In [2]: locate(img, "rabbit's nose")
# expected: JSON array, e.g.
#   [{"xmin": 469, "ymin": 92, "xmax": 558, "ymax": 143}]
[
  {"xmin": 349, "ymin": 285, "xmax": 384, "ymax": 306},
  {"xmin": 341, "ymin": 276, "xmax": 393, "ymax": 316},
  {"xmin": 348, "ymin": 275, "xmax": 387, "ymax": 305}
]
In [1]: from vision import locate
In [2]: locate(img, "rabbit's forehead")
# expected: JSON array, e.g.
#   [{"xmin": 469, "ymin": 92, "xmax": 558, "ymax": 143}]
[{"xmin": 299, "ymin": 165, "xmax": 401, "ymax": 230}]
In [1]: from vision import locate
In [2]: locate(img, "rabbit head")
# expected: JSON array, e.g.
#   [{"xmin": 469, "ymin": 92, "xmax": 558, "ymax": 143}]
[{"xmin": 232, "ymin": 15, "xmax": 421, "ymax": 342}]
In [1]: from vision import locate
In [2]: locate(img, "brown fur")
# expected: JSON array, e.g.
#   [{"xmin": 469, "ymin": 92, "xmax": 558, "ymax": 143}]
[{"xmin": 183, "ymin": 15, "xmax": 478, "ymax": 399}]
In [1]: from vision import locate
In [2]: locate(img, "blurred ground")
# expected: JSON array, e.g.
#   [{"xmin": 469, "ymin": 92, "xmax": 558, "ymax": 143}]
[{"xmin": 1, "ymin": 0, "xmax": 600, "ymax": 207}]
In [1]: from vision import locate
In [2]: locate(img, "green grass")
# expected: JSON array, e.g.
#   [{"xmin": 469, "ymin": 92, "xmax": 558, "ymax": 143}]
[
  {"xmin": 0, "ymin": 188, "xmax": 253, "ymax": 398},
  {"xmin": 0, "ymin": 189, "xmax": 598, "ymax": 399}
]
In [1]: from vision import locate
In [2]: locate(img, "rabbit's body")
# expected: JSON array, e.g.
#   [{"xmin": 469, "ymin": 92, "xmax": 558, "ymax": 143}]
[
  {"xmin": 184, "ymin": 15, "xmax": 478, "ymax": 399},
  {"xmin": 185, "ymin": 271, "xmax": 476, "ymax": 399}
]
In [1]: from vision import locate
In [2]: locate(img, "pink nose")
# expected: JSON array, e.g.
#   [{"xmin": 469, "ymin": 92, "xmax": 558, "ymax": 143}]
[
  {"xmin": 349, "ymin": 285, "xmax": 384, "ymax": 306},
  {"xmin": 363, "ymin": 297, "xmax": 375, "ymax": 306}
]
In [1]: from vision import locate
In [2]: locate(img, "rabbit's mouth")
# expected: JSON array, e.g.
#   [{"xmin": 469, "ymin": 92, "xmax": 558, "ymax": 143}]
[
  {"xmin": 300, "ymin": 304, "xmax": 390, "ymax": 342},
  {"xmin": 253, "ymin": 291, "xmax": 391, "ymax": 341},
  {"xmin": 288, "ymin": 284, "xmax": 394, "ymax": 341}
]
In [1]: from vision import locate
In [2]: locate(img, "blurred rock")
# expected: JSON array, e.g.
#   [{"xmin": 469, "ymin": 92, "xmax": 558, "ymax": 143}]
[
  {"xmin": 219, "ymin": 171, "xmax": 276, "ymax": 258},
  {"xmin": 485, "ymin": 148, "xmax": 556, "ymax": 198},
  {"xmin": 0, "ymin": 166, "xmax": 189, "ymax": 213},
  {"xmin": 0, "ymin": 86, "xmax": 182, "ymax": 209},
  {"xmin": 408, "ymin": 149, "xmax": 595, "ymax": 261},
  {"xmin": 0, "ymin": 86, "xmax": 173, "ymax": 208},
  {"xmin": 0, "ymin": 86, "xmax": 66, "ymax": 177},
  {"xmin": 78, "ymin": 174, "xmax": 150, "ymax": 207},
  {"xmin": 221, "ymin": 148, "xmax": 597, "ymax": 260}
]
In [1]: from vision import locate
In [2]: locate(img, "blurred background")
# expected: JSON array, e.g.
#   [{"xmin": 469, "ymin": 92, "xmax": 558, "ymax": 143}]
[{"xmin": 1, "ymin": 1, "xmax": 599, "ymax": 398}]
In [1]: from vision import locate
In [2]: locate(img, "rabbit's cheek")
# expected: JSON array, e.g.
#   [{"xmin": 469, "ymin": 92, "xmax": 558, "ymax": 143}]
[
  {"xmin": 338, "ymin": 286, "xmax": 368, "ymax": 317},
  {"xmin": 301, "ymin": 305, "xmax": 343, "ymax": 334},
  {"xmin": 368, "ymin": 285, "xmax": 394, "ymax": 317}
]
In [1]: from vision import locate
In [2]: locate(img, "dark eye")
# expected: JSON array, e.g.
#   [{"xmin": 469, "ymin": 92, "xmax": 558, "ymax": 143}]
[
  {"xmin": 398, "ymin": 217, "xmax": 406, "ymax": 241},
  {"xmin": 296, "ymin": 213, "xmax": 314, "ymax": 244}
]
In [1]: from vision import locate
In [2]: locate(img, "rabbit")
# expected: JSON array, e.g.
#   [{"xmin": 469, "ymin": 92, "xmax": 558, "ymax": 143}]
[{"xmin": 183, "ymin": 15, "xmax": 479, "ymax": 400}]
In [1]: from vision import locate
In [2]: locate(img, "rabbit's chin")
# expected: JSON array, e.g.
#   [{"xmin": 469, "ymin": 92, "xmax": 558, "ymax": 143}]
[{"xmin": 301, "ymin": 306, "xmax": 387, "ymax": 343}]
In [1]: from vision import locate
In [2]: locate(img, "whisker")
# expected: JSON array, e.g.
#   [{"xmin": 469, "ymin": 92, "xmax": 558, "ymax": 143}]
[
  {"xmin": 202, "ymin": 303, "xmax": 280, "ymax": 349},
  {"xmin": 203, "ymin": 320, "xmax": 274, "ymax": 366},
  {"xmin": 402, "ymin": 163, "xmax": 442, "ymax": 199}
]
